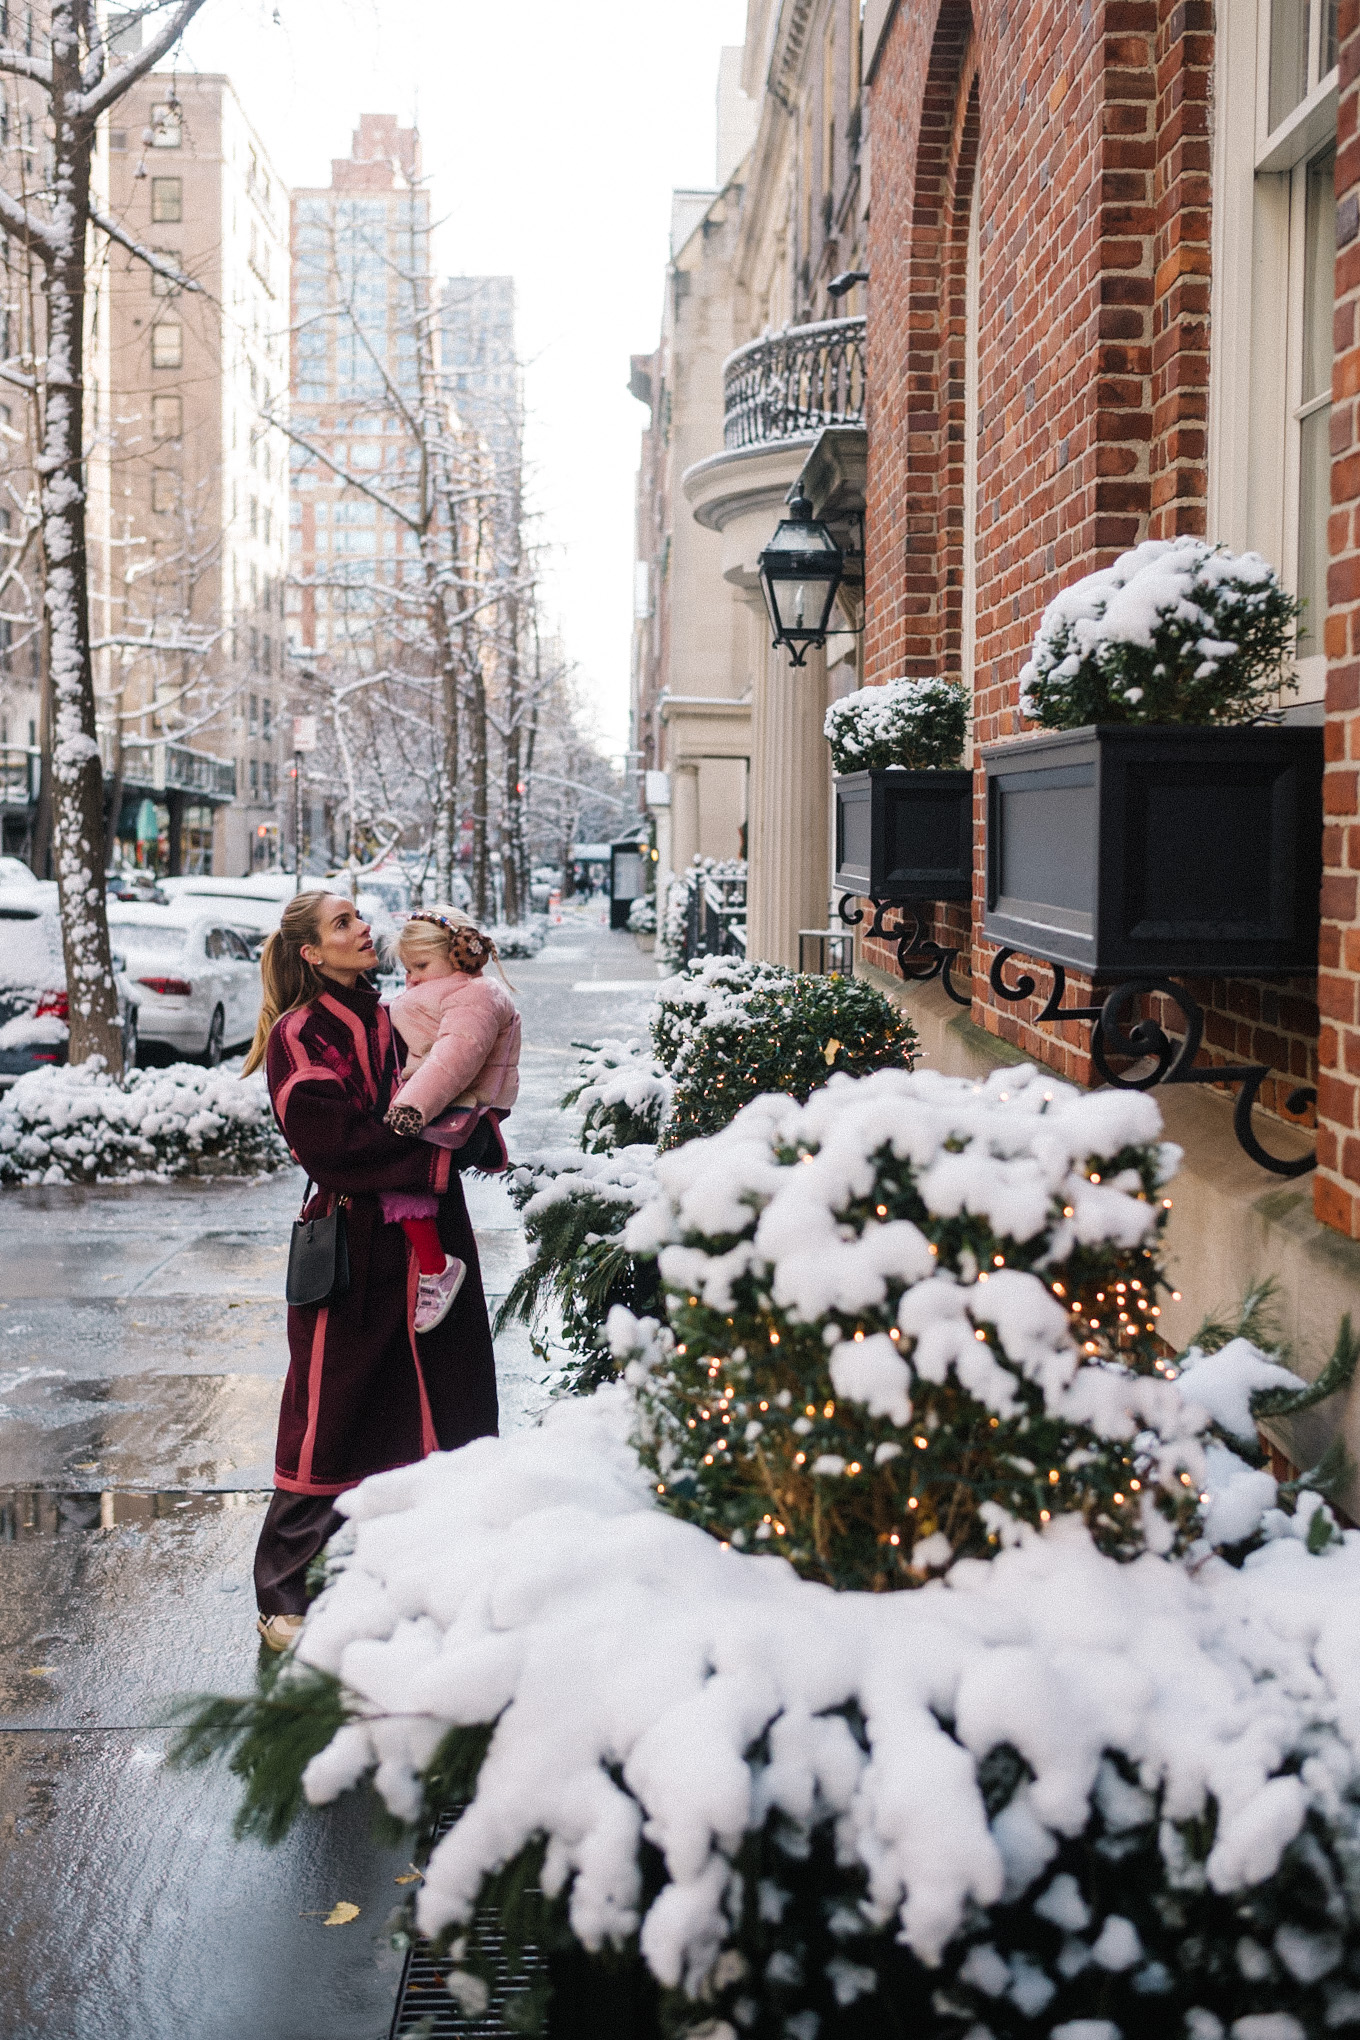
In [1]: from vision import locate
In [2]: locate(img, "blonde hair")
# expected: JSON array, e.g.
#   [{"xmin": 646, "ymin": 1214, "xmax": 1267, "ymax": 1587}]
[
  {"xmin": 396, "ymin": 905, "xmax": 516, "ymax": 989},
  {"xmin": 241, "ymin": 890, "xmax": 333, "ymax": 1076}
]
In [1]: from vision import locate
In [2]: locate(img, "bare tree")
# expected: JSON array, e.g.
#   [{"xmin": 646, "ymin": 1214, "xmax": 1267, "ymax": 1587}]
[{"xmin": 0, "ymin": 0, "xmax": 208, "ymax": 1073}]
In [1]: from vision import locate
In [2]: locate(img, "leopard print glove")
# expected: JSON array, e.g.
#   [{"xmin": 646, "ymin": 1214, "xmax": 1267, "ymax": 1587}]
[{"xmin": 385, "ymin": 1103, "xmax": 424, "ymax": 1138}]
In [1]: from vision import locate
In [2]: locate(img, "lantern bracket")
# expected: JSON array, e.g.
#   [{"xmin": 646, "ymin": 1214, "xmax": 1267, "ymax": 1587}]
[{"xmin": 837, "ymin": 892, "xmax": 971, "ymax": 1006}]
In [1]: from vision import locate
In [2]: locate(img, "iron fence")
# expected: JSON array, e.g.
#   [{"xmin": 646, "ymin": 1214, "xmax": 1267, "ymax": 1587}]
[{"xmin": 722, "ymin": 315, "xmax": 866, "ymax": 451}]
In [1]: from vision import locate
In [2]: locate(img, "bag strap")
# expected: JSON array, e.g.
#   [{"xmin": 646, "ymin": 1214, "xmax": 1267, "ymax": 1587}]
[{"xmin": 296, "ymin": 1176, "xmax": 315, "ymax": 1223}]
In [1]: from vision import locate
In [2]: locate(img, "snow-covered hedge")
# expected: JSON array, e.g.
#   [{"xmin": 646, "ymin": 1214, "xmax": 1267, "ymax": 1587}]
[
  {"xmin": 651, "ymin": 955, "xmax": 794, "ymax": 1073},
  {"xmin": 627, "ymin": 896, "xmax": 657, "ymax": 935},
  {"xmin": 658, "ymin": 857, "xmax": 747, "ymax": 964},
  {"xmin": 487, "ymin": 917, "xmax": 547, "ymax": 961},
  {"xmin": 1019, "ymin": 538, "xmax": 1300, "ymax": 729},
  {"xmin": 496, "ymin": 1142, "xmax": 661, "ymax": 1389},
  {"xmin": 181, "ymin": 1068, "xmax": 1360, "ymax": 2036},
  {"xmin": 563, "ymin": 1037, "xmax": 674, "ymax": 1153},
  {"xmin": 824, "ymin": 676, "xmax": 969, "ymax": 774},
  {"xmin": 0, "ymin": 1062, "xmax": 289, "ymax": 1184}
]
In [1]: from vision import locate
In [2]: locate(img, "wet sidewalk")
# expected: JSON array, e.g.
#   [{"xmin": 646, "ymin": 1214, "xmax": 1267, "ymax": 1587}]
[{"xmin": 0, "ymin": 908, "xmax": 660, "ymax": 2040}]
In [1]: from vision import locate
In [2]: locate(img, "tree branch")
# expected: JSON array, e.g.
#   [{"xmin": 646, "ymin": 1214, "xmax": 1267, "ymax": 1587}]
[
  {"xmin": 79, "ymin": 0, "xmax": 211, "ymax": 121},
  {"xmin": 0, "ymin": 44, "xmax": 52, "ymax": 88},
  {"xmin": 88, "ymin": 206, "xmax": 203, "ymax": 292}
]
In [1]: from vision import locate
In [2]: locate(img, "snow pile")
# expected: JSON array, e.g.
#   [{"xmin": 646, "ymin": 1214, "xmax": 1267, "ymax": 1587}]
[
  {"xmin": 292, "ymin": 1387, "xmax": 1360, "ymax": 2010},
  {"xmin": 1019, "ymin": 538, "xmax": 1298, "ymax": 730},
  {"xmin": 0, "ymin": 1060, "xmax": 290, "ymax": 1184},
  {"xmin": 564, "ymin": 1037, "xmax": 674, "ymax": 1152},
  {"xmin": 824, "ymin": 676, "xmax": 968, "ymax": 774}
]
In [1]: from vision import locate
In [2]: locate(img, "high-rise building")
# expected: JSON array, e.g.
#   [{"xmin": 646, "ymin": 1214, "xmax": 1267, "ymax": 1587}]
[
  {"xmin": 287, "ymin": 114, "xmax": 431, "ymax": 696},
  {"xmin": 441, "ymin": 275, "xmax": 519, "ymax": 528},
  {"xmin": 104, "ymin": 74, "xmax": 290, "ymax": 876}
]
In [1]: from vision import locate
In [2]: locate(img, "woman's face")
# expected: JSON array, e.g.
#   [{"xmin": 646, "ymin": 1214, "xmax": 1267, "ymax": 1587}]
[{"xmin": 301, "ymin": 894, "xmax": 377, "ymax": 985}]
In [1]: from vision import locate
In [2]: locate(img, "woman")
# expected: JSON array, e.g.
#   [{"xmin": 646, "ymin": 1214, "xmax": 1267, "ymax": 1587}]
[{"xmin": 242, "ymin": 890, "xmax": 499, "ymax": 1651}]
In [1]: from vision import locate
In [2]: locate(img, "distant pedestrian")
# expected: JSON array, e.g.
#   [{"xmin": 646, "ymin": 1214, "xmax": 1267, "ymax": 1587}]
[
  {"xmin": 241, "ymin": 891, "xmax": 499, "ymax": 1653},
  {"xmin": 379, "ymin": 908, "xmax": 521, "ymax": 1334}
]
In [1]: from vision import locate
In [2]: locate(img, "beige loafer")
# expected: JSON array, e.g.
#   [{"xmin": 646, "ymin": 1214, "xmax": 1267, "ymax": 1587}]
[{"xmin": 256, "ymin": 1612, "xmax": 305, "ymax": 1653}]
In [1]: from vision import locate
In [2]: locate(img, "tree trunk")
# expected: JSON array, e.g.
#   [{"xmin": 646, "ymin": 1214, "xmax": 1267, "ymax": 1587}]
[{"xmin": 44, "ymin": 36, "xmax": 121, "ymax": 1075}]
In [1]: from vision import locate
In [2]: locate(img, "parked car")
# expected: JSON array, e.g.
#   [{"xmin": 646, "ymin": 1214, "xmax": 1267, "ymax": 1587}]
[
  {"xmin": 0, "ymin": 855, "xmax": 40, "ymax": 890},
  {"xmin": 0, "ymin": 884, "xmax": 138, "ymax": 1088},
  {"xmin": 106, "ymin": 867, "xmax": 168, "ymax": 905},
  {"xmin": 106, "ymin": 903, "xmax": 263, "ymax": 1066}
]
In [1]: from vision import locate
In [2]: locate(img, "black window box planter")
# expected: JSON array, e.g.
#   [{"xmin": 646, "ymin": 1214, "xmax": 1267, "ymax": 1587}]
[
  {"xmin": 981, "ymin": 723, "xmax": 1323, "ymax": 977},
  {"xmin": 833, "ymin": 768, "xmax": 972, "ymax": 903}
]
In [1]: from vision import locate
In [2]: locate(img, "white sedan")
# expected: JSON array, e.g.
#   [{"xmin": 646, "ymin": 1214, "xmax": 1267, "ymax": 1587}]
[{"xmin": 107, "ymin": 903, "xmax": 262, "ymax": 1065}]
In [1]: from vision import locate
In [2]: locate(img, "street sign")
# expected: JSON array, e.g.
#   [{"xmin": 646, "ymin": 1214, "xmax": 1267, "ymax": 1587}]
[{"xmin": 292, "ymin": 715, "xmax": 318, "ymax": 753}]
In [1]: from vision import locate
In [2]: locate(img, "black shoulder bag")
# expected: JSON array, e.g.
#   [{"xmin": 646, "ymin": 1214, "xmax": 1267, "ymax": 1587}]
[{"xmin": 285, "ymin": 1180, "xmax": 350, "ymax": 1307}]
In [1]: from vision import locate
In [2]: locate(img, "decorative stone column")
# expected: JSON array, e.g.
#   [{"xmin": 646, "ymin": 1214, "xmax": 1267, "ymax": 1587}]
[
  {"xmin": 670, "ymin": 763, "xmax": 701, "ymax": 872},
  {"xmin": 747, "ymin": 634, "xmax": 829, "ymax": 967}
]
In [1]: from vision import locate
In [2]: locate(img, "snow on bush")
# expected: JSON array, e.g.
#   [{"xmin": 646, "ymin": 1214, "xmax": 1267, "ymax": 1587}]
[
  {"xmin": 626, "ymin": 1062, "xmax": 1196, "ymax": 1579},
  {"xmin": 1018, "ymin": 538, "xmax": 1300, "ymax": 730},
  {"xmin": 0, "ymin": 1060, "xmax": 290, "ymax": 1184},
  {"xmin": 265, "ymin": 1384, "xmax": 1360, "ymax": 2040},
  {"xmin": 657, "ymin": 856, "xmax": 747, "ymax": 964},
  {"xmin": 824, "ymin": 676, "xmax": 968, "ymax": 774},
  {"xmin": 651, "ymin": 954, "xmax": 795, "ymax": 1073},
  {"xmin": 486, "ymin": 917, "xmax": 547, "ymax": 961},
  {"xmin": 627, "ymin": 896, "xmax": 657, "ymax": 935},
  {"xmin": 562, "ymin": 1037, "xmax": 674, "ymax": 1153},
  {"xmin": 495, "ymin": 1142, "xmax": 662, "ymax": 1386}
]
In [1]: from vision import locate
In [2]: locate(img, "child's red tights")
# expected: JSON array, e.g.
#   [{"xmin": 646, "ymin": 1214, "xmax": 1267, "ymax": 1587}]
[{"xmin": 400, "ymin": 1216, "xmax": 445, "ymax": 1275}]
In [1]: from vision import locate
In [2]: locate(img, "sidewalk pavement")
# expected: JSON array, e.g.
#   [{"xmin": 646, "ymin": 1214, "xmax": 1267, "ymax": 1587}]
[{"xmin": 0, "ymin": 907, "xmax": 660, "ymax": 2040}]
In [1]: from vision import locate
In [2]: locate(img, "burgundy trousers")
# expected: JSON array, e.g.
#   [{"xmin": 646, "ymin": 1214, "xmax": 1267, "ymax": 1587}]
[{"xmin": 253, "ymin": 1490, "xmax": 344, "ymax": 1617}]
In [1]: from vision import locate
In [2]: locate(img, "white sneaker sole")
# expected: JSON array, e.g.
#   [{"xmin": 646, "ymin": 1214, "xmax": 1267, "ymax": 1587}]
[{"xmin": 414, "ymin": 1258, "xmax": 467, "ymax": 1335}]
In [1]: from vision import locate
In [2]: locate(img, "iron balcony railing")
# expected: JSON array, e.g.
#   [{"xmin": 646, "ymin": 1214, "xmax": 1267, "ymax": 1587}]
[
  {"xmin": 111, "ymin": 738, "xmax": 237, "ymax": 802},
  {"xmin": 722, "ymin": 315, "xmax": 866, "ymax": 451}
]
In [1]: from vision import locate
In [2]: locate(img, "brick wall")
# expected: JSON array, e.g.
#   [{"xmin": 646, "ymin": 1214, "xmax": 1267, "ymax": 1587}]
[
  {"xmin": 860, "ymin": 0, "xmax": 1317, "ymax": 1137},
  {"xmin": 1318, "ymin": 0, "xmax": 1360, "ymax": 1237}
]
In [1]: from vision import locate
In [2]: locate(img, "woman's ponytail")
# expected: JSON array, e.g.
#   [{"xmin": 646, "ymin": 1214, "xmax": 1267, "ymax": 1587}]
[{"xmin": 241, "ymin": 891, "xmax": 330, "ymax": 1076}]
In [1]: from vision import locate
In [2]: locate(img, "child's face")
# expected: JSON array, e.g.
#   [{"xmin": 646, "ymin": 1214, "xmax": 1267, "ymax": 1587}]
[{"xmin": 402, "ymin": 950, "xmax": 457, "ymax": 986}]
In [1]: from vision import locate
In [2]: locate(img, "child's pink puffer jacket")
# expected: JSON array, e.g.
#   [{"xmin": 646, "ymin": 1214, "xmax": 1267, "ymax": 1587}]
[{"xmin": 388, "ymin": 972, "xmax": 521, "ymax": 1126}]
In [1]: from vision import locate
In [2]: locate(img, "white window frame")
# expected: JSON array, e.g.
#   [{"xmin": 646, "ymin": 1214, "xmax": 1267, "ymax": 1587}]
[{"xmin": 1208, "ymin": 0, "xmax": 1337, "ymax": 709}]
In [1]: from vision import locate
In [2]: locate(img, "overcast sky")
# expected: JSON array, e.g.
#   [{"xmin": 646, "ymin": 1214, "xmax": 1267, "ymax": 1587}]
[{"xmin": 176, "ymin": 0, "xmax": 749, "ymax": 757}]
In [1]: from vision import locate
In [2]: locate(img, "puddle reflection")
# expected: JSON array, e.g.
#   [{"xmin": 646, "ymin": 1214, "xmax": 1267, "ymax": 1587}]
[{"xmin": 0, "ymin": 1489, "xmax": 267, "ymax": 1540}]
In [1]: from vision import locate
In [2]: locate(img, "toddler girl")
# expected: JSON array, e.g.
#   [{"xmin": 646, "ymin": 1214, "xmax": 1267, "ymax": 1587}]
[{"xmin": 380, "ymin": 909, "xmax": 521, "ymax": 1333}]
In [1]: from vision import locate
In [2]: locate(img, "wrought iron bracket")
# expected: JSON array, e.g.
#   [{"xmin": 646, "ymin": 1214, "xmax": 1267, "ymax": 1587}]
[
  {"xmin": 987, "ymin": 948, "xmax": 1316, "ymax": 1179},
  {"xmin": 838, "ymin": 893, "xmax": 971, "ymax": 1007}
]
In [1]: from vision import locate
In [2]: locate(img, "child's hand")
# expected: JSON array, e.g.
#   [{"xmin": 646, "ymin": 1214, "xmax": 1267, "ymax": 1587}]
[{"xmin": 385, "ymin": 1103, "xmax": 424, "ymax": 1138}]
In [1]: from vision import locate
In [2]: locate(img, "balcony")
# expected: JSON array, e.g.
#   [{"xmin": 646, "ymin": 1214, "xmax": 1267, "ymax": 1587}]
[
  {"xmin": 0, "ymin": 744, "xmax": 39, "ymax": 808},
  {"xmin": 722, "ymin": 316, "xmax": 866, "ymax": 451},
  {"xmin": 685, "ymin": 317, "xmax": 868, "ymax": 591},
  {"xmin": 108, "ymin": 737, "xmax": 237, "ymax": 804}
]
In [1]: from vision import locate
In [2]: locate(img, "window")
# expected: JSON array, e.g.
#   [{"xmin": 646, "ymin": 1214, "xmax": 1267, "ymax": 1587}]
[
  {"xmin": 248, "ymin": 692, "xmax": 258, "ymax": 735},
  {"xmin": 249, "ymin": 756, "xmax": 259, "ymax": 797},
  {"xmin": 262, "ymin": 760, "xmax": 273, "ymax": 800},
  {"xmin": 262, "ymin": 697, "xmax": 272, "ymax": 739},
  {"xmin": 151, "ymin": 393, "xmax": 181, "ymax": 439},
  {"xmin": 151, "ymin": 322, "xmax": 182, "ymax": 369},
  {"xmin": 1208, "ymin": 0, "xmax": 1339, "ymax": 702},
  {"xmin": 205, "ymin": 928, "xmax": 231, "ymax": 959},
  {"xmin": 151, "ymin": 178, "xmax": 182, "ymax": 223},
  {"xmin": 151, "ymin": 102, "xmax": 181, "ymax": 148},
  {"xmin": 151, "ymin": 468, "xmax": 178, "ymax": 514},
  {"xmin": 110, "ymin": 130, "xmax": 126, "ymax": 152},
  {"xmin": 151, "ymin": 250, "xmax": 180, "ymax": 298}
]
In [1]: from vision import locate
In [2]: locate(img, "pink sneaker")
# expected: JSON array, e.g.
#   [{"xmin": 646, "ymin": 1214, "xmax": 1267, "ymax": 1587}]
[{"xmin": 414, "ymin": 1255, "xmax": 466, "ymax": 1334}]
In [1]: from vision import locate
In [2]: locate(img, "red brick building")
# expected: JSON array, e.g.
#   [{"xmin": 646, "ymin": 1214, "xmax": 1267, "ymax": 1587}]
[{"xmin": 860, "ymin": 0, "xmax": 1360, "ymax": 1271}]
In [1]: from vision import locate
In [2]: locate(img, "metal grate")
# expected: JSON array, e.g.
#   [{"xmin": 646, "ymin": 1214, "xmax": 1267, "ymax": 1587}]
[{"xmin": 389, "ymin": 1812, "xmax": 548, "ymax": 2039}]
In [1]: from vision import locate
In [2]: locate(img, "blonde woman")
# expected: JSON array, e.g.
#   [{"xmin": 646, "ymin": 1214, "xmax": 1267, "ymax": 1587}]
[{"xmin": 242, "ymin": 891, "xmax": 498, "ymax": 1652}]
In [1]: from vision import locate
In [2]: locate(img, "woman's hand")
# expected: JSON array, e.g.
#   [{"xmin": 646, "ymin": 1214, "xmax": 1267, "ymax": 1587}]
[{"xmin": 385, "ymin": 1103, "xmax": 424, "ymax": 1138}]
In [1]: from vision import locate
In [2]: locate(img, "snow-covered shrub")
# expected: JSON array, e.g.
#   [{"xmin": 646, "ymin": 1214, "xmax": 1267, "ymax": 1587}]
[
  {"xmin": 562, "ymin": 1037, "xmax": 673, "ymax": 1153},
  {"xmin": 627, "ymin": 1063, "xmax": 1200, "ymax": 1581},
  {"xmin": 824, "ymin": 676, "xmax": 969, "ymax": 773},
  {"xmin": 1019, "ymin": 538, "xmax": 1300, "ymax": 729},
  {"xmin": 0, "ymin": 1061, "xmax": 289, "ymax": 1184},
  {"xmin": 495, "ymin": 1144, "xmax": 661, "ymax": 1389},
  {"xmin": 656, "ymin": 856, "xmax": 747, "ymax": 965},
  {"xmin": 486, "ymin": 917, "xmax": 546, "ymax": 961},
  {"xmin": 659, "ymin": 970, "xmax": 918, "ymax": 1151},
  {"xmin": 651, "ymin": 954, "xmax": 796, "ymax": 1072},
  {"xmin": 627, "ymin": 896, "xmax": 656, "ymax": 935},
  {"xmin": 182, "ymin": 1355, "xmax": 1360, "ymax": 2040}
]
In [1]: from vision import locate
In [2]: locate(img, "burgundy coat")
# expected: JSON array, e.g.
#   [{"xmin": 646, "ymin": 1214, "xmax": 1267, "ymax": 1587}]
[{"xmin": 265, "ymin": 979, "xmax": 499, "ymax": 1496}]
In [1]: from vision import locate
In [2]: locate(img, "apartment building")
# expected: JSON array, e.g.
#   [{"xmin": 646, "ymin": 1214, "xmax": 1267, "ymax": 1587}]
[{"xmin": 103, "ymin": 73, "xmax": 289, "ymax": 876}]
